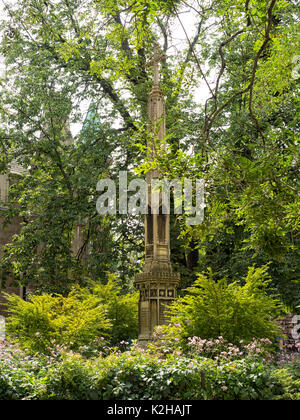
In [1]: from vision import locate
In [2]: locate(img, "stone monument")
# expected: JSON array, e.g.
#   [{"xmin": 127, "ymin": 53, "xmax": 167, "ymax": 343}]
[{"xmin": 135, "ymin": 46, "xmax": 180, "ymax": 346}]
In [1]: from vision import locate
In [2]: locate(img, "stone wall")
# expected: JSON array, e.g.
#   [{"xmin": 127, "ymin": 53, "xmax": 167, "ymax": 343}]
[
  {"xmin": 0, "ymin": 215, "xmax": 89, "ymax": 315},
  {"xmin": 278, "ymin": 314, "xmax": 300, "ymax": 353},
  {"xmin": 0, "ymin": 131, "xmax": 79, "ymax": 316},
  {"xmin": 0, "ymin": 172, "xmax": 23, "ymax": 315},
  {"xmin": 0, "ymin": 213, "xmax": 24, "ymax": 316},
  {"xmin": 0, "ymin": 219, "xmax": 89, "ymax": 309}
]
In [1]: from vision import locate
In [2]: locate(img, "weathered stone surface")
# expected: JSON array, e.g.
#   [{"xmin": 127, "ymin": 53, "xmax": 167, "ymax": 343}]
[
  {"xmin": 135, "ymin": 47, "xmax": 180, "ymax": 345},
  {"xmin": 0, "ymin": 204, "xmax": 24, "ymax": 315},
  {"xmin": 277, "ymin": 314, "xmax": 300, "ymax": 353},
  {"xmin": 0, "ymin": 159, "xmax": 30, "ymax": 314}
]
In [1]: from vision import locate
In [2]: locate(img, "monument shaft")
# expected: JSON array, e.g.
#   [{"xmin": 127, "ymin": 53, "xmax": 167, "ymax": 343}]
[{"xmin": 135, "ymin": 48, "xmax": 180, "ymax": 345}]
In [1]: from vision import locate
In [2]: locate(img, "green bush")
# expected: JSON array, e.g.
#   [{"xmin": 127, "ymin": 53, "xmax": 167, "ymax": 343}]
[
  {"xmin": 75, "ymin": 276, "xmax": 139, "ymax": 344},
  {"xmin": 5, "ymin": 291, "xmax": 111, "ymax": 353},
  {"xmin": 1, "ymin": 339, "xmax": 292, "ymax": 400},
  {"xmin": 4, "ymin": 276, "xmax": 138, "ymax": 353},
  {"xmin": 89, "ymin": 351, "xmax": 281, "ymax": 400},
  {"xmin": 168, "ymin": 265, "xmax": 284, "ymax": 345},
  {"xmin": 0, "ymin": 341, "xmax": 61, "ymax": 400},
  {"xmin": 272, "ymin": 363, "xmax": 300, "ymax": 400},
  {"xmin": 150, "ymin": 325, "xmax": 276, "ymax": 362}
]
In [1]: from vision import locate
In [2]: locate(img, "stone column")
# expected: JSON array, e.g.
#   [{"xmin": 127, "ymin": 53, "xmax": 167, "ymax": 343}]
[{"xmin": 135, "ymin": 48, "xmax": 180, "ymax": 346}]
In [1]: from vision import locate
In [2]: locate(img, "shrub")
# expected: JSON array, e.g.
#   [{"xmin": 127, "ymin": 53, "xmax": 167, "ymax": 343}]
[
  {"xmin": 75, "ymin": 276, "xmax": 139, "ymax": 344},
  {"xmin": 272, "ymin": 364, "xmax": 300, "ymax": 400},
  {"xmin": 4, "ymin": 276, "xmax": 138, "ymax": 353},
  {"xmin": 0, "ymin": 339, "xmax": 61, "ymax": 400},
  {"xmin": 168, "ymin": 265, "xmax": 284, "ymax": 344},
  {"xmin": 91, "ymin": 351, "xmax": 213, "ymax": 400},
  {"xmin": 0, "ymin": 339, "xmax": 290, "ymax": 400},
  {"xmin": 4, "ymin": 291, "xmax": 111, "ymax": 353},
  {"xmin": 186, "ymin": 336, "xmax": 275, "ymax": 362},
  {"xmin": 204, "ymin": 359, "xmax": 280, "ymax": 400},
  {"xmin": 149, "ymin": 324, "xmax": 276, "ymax": 364},
  {"xmin": 51, "ymin": 351, "xmax": 298, "ymax": 400}
]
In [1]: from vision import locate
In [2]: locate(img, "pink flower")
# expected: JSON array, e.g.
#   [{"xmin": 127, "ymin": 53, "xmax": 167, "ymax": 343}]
[{"xmin": 221, "ymin": 386, "xmax": 228, "ymax": 391}]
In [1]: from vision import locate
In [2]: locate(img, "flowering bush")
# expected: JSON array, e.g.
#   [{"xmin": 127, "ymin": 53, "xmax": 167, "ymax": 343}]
[
  {"xmin": 149, "ymin": 324, "xmax": 276, "ymax": 364},
  {"xmin": 0, "ymin": 338, "xmax": 61, "ymax": 400},
  {"xmin": 149, "ymin": 324, "xmax": 184, "ymax": 356},
  {"xmin": 276, "ymin": 351, "xmax": 300, "ymax": 366},
  {"xmin": 0, "ymin": 338, "xmax": 299, "ymax": 400},
  {"xmin": 187, "ymin": 336, "xmax": 274, "ymax": 362}
]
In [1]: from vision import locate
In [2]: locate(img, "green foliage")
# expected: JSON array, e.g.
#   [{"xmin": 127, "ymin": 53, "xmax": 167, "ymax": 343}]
[
  {"xmin": 0, "ymin": 341, "xmax": 61, "ymax": 400},
  {"xmin": 272, "ymin": 364, "xmax": 300, "ymax": 400},
  {"xmin": 150, "ymin": 326, "xmax": 277, "ymax": 363},
  {"xmin": 4, "ymin": 276, "xmax": 138, "ymax": 353},
  {"xmin": 168, "ymin": 265, "xmax": 284, "ymax": 344},
  {"xmin": 90, "ymin": 351, "xmax": 279, "ymax": 400},
  {"xmin": 5, "ymin": 291, "xmax": 111, "ymax": 353},
  {"xmin": 1, "ymin": 339, "xmax": 297, "ymax": 400},
  {"xmin": 74, "ymin": 276, "xmax": 139, "ymax": 344},
  {"xmin": 0, "ymin": 0, "xmax": 298, "ymax": 308}
]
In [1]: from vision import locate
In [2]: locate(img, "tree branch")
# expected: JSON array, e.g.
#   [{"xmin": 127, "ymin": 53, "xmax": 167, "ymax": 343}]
[{"xmin": 204, "ymin": 0, "xmax": 277, "ymax": 141}]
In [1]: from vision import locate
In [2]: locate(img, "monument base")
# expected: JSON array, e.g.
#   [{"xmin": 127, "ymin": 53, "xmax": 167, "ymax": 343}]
[{"xmin": 135, "ymin": 271, "xmax": 180, "ymax": 345}]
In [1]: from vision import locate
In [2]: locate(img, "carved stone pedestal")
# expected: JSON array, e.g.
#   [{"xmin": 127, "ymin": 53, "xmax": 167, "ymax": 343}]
[{"xmin": 135, "ymin": 270, "xmax": 180, "ymax": 346}]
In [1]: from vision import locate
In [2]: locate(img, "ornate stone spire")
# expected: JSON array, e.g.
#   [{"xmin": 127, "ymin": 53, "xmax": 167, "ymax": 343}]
[
  {"xmin": 147, "ymin": 44, "xmax": 166, "ymax": 88},
  {"xmin": 146, "ymin": 44, "xmax": 166, "ymax": 152},
  {"xmin": 135, "ymin": 46, "xmax": 180, "ymax": 346}
]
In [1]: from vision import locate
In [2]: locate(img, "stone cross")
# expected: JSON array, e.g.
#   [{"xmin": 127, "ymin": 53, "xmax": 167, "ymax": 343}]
[
  {"xmin": 147, "ymin": 45, "xmax": 166, "ymax": 86},
  {"xmin": 135, "ymin": 44, "xmax": 180, "ymax": 347}
]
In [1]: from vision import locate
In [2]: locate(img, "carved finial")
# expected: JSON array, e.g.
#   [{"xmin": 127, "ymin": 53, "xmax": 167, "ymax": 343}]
[{"xmin": 147, "ymin": 44, "xmax": 166, "ymax": 87}]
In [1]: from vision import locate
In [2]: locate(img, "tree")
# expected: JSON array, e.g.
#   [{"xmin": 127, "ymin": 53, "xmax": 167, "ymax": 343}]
[{"xmin": 0, "ymin": 0, "xmax": 298, "ymax": 308}]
